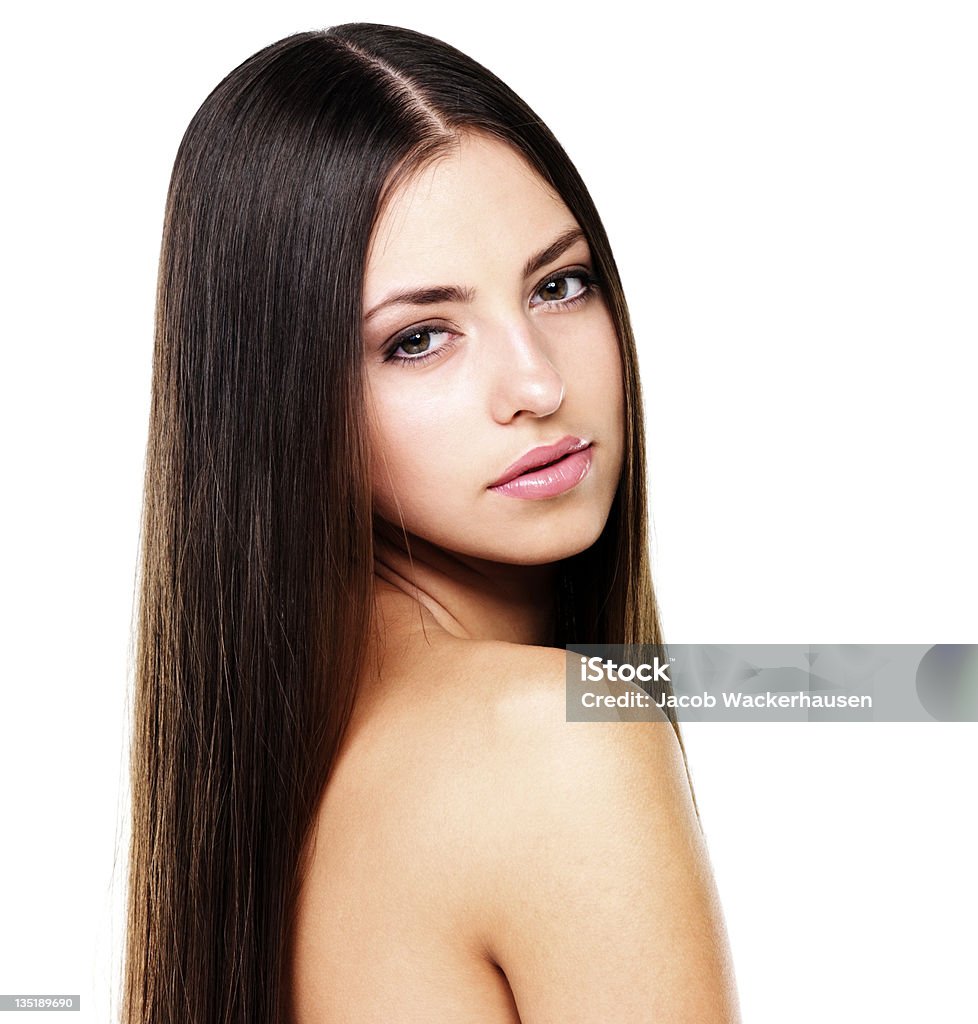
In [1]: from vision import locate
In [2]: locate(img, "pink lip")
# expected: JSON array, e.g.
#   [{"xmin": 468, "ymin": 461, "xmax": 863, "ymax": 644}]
[{"xmin": 489, "ymin": 436, "xmax": 593, "ymax": 499}]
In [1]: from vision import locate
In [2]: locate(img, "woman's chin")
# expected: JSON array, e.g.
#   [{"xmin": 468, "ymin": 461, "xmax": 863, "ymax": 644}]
[
  {"xmin": 460, "ymin": 516, "xmax": 610, "ymax": 567},
  {"xmin": 371, "ymin": 499, "xmax": 613, "ymax": 567}
]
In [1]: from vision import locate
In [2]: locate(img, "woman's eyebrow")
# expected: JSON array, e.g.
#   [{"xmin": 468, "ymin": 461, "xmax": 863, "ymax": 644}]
[
  {"xmin": 522, "ymin": 227, "xmax": 586, "ymax": 280},
  {"xmin": 363, "ymin": 226, "xmax": 587, "ymax": 323},
  {"xmin": 364, "ymin": 284, "xmax": 475, "ymax": 323}
]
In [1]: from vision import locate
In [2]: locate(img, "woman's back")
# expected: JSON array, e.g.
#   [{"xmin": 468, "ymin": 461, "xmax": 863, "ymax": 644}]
[
  {"xmin": 288, "ymin": 587, "xmax": 739, "ymax": 1022},
  {"xmin": 288, "ymin": 591, "xmax": 527, "ymax": 1021}
]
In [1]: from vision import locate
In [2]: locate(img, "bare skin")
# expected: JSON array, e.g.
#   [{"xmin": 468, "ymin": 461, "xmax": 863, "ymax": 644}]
[
  {"xmin": 290, "ymin": 570, "xmax": 741, "ymax": 1022},
  {"xmin": 289, "ymin": 132, "xmax": 741, "ymax": 1021}
]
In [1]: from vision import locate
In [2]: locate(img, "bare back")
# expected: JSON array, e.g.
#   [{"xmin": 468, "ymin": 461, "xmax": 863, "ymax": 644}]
[
  {"xmin": 288, "ymin": 587, "xmax": 741, "ymax": 1023},
  {"xmin": 288, "ymin": 596, "xmax": 528, "ymax": 1022}
]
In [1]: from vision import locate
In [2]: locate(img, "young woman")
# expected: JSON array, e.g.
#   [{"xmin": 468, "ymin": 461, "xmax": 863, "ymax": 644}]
[{"xmin": 124, "ymin": 22, "xmax": 740, "ymax": 1023}]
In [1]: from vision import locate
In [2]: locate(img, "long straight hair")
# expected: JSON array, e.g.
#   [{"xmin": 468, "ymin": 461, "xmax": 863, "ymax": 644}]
[{"xmin": 124, "ymin": 22, "xmax": 693, "ymax": 1024}]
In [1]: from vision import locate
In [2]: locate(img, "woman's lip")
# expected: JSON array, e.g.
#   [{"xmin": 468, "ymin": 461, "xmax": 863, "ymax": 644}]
[
  {"xmin": 489, "ymin": 435, "xmax": 591, "ymax": 488},
  {"xmin": 488, "ymin": 446, "xmax": 594, "ymax": 500}
]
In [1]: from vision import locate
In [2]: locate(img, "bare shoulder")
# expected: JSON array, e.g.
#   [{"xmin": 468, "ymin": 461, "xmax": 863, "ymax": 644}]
[
  {"xmin": 295, "ymin": 640, "xmax": 576, "ymax": 951},
  {"xmin": 309, "ymin": 639, "xmax": 740, "ymax": 1021},
  {"xmin": 450, "ymin": 641, "xmax": 743, "ymax": 1023}
]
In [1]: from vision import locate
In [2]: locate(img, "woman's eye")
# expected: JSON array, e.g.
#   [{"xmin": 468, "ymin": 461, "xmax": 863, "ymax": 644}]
[
  {"xmin": 531, "ymin": 271, "xmax": 593, "ymax": 306},
  {"xmin": 384, "ymin": 326, "xmax": 455, "ymax": 365}
]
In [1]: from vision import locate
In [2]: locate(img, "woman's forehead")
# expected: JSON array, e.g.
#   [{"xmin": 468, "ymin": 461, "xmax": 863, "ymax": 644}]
[{"xmin": 364, "ymin": 132, "xmax": 579, "ymax": 297}]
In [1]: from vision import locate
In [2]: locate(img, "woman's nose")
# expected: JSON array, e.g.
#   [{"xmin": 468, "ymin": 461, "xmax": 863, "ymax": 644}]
[{"xmin": 488, "ymin": 318, "xmax": 565, "ymax": 422}]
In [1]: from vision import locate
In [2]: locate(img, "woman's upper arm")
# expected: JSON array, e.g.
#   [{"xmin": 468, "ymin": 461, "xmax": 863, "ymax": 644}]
[{"xmin": 473, "ymin": 650, "xmax": 741, "ymax": 1023}]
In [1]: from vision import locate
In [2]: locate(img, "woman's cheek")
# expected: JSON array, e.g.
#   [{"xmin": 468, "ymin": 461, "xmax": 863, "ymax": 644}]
[{"xmin": 368, "ymin": 406, "xmax": 445, "ymax": 522}]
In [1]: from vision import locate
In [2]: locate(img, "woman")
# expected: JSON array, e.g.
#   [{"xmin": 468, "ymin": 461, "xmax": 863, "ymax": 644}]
[{"xmin": 124, "ymin": 22, "xmax": 740, "ymax": 1023}]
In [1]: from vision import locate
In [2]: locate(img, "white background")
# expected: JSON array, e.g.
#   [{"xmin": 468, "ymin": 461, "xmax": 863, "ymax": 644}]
[{"xmin": 1, "ymin": 1, "xmax": 975, "ymax": 1021}]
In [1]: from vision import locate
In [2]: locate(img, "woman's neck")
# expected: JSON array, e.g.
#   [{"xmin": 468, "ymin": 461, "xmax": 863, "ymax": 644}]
[{"xmin": 372, "ymin": 524, "xmax": 559, "ymax": 647}]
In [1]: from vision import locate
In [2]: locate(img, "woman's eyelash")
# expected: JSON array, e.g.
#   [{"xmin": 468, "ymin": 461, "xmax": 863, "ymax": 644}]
[
  {"xmin": 532, "ymin": 267, "xmax": 599, "ymax": 308},
  {"xmin": 382, "ymin": 326, "xmax": 456, "ymax": 367}
]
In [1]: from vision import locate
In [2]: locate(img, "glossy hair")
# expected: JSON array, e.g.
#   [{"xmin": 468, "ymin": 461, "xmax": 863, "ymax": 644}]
[{"xmin": 124, "ymin": 22, "xmax": 694, "ymax": 1024}]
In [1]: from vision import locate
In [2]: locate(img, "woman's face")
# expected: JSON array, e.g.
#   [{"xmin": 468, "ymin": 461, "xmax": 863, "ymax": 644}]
[{"xmin": 362, "ymin": 131, "xmax": 625, "ymax": 566}]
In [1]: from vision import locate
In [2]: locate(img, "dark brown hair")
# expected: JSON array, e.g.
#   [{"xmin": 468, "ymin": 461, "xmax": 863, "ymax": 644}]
[{"xmin": 124, "ymin": 22, "xmax": 692, "ymax": 1023}]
